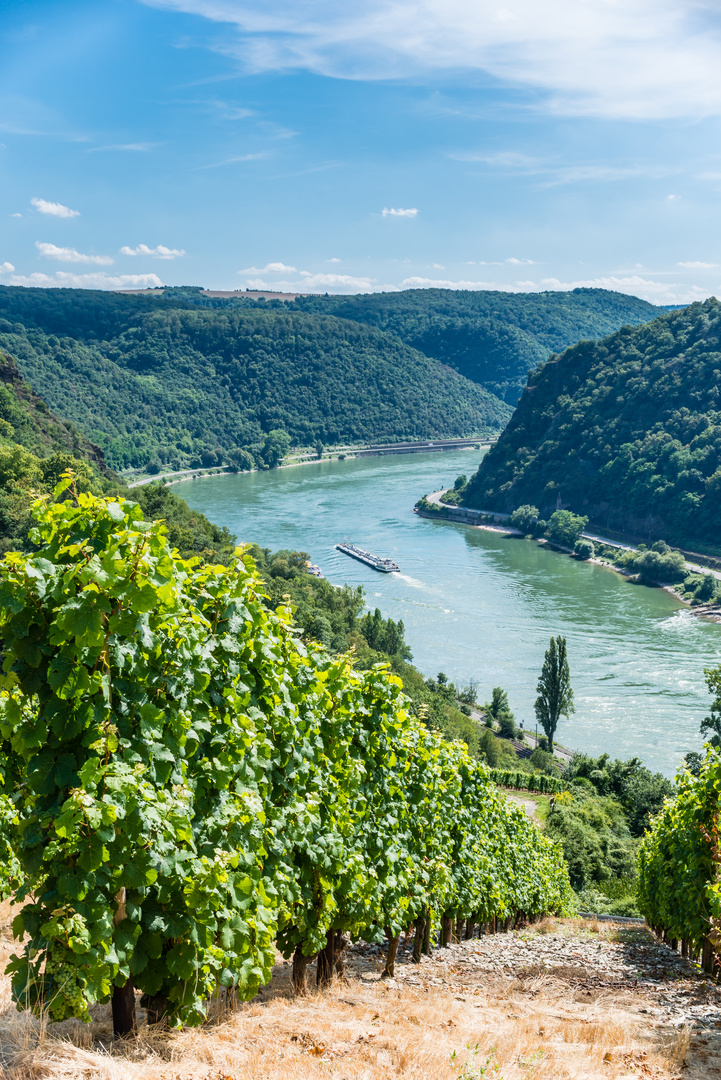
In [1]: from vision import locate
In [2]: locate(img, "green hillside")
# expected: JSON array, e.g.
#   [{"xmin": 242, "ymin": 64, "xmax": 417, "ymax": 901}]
[
  {"xmin": 0, "ymin": 349, "xmax": 236, "ymax": 560},
  {"xmin": 462, "ymin": 298, "xmax": 721, "ymax": 550},
  {"xmin": 294, "ymin": 288, "xmax": 660, "ymax": 404},
  {"xmin": 0, "ymin": 287, "xmax": 508, "ymax": 471}
]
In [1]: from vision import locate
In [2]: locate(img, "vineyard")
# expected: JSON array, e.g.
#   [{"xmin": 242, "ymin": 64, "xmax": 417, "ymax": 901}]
[
  {"xmin": 638, "ymin": 749, "xmax": 721, "ymax": 972},
  {"xmin": 0, "ymin": 480, "xmax": 573, "ymax": 1036}
]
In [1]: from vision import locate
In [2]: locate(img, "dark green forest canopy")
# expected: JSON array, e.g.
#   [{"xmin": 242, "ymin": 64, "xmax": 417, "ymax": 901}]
[
  {"xmin": 462, "ymin": 297, "xmax": 721, "ymax": 551},
  {"xmin": 0, "ymin": 287, "xmax": 508, "ymax": 470},
  {"xmin": 293, "ymin": 288, "xmax": 660, "ymax": 404}
]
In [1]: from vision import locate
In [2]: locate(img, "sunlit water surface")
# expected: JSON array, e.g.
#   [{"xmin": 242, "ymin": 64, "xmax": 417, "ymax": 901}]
[{"xmin": 177, "ymin": 449, "xmax": 721, "ymax": 776}]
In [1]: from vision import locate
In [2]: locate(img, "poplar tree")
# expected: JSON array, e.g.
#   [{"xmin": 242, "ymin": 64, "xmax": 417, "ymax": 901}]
[{"xmin": 534, "ymin": 636, "xmax": 574, "ymax": 753}]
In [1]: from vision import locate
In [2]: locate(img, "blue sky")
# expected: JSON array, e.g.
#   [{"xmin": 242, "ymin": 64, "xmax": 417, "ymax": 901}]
[{"xmin": 2, "ymin": 0, "xmax": 721, "ymax": 302}]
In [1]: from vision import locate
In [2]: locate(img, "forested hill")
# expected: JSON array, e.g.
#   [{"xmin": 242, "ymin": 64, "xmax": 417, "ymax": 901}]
[
  {"xmin": 0, "ymin": 287, "xmax": 507, "ymax": 471},
  {"xmin": 462, "ymin": 298, "xmax": 721, "ymax": 550},
  {"xmin": 293, "ymin": 288, "xmax": 659, "ymax": 404}
]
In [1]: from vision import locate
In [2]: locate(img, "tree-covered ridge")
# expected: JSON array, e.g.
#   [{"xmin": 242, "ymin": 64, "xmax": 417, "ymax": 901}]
[
  {"xmin": 462, "ymin": 298, "xmax": 721, "ymax": 550},
  {"xmin": 294, "ymin": 288, "xmax": 660, "ymax": 404},
  {"xmin": 0, "ymin": 288, "xmax": 509, "ymax": 470}
]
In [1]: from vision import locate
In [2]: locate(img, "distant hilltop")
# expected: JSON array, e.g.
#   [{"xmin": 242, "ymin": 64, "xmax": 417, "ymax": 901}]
[{"xmin": 114, "ymin": 287, "xmax": 302, "ymax": 301}]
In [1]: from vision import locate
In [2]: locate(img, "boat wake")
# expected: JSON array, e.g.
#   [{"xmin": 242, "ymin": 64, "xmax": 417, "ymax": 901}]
[{"xmin": 396, "ymin": 573, "xmax": 428, "ymax": 589}]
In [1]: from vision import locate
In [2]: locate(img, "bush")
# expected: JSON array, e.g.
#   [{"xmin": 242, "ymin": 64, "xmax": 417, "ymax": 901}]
[
  {"xmin": 574, "ymin": 538, "xmax": 594, "ymax": 560},
  {"xmin": 530, "ymin": 748, "xmax": 558, "ymax": 775},
  {"xmin": 628, "ymin": 544, "xmax": 686, "ymax": 584},
  {"xmin": 498, "ymin": 714, "xmax": 517, "ymax": 740}
]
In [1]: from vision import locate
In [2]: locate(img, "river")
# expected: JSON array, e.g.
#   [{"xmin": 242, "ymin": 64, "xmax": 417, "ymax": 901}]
[{"xmin": 177, "ymin": 448, "xmax": 721, "ymax": 776}]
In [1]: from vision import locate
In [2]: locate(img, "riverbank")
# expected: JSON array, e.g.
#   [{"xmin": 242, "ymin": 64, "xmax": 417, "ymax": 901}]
[
  {"xmin": 418, "ymin": 490, "xmax": 721, "ymax": 621},
  {"xmin": 125, "ymin": 438, "xmax": 493, "ymax": 489}
]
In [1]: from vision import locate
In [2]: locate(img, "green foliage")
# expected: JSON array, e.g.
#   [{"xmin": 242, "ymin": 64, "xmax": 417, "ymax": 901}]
[
  {"xmin": 530, "ymin": 748, "xmax": 558, "ymax": 775},
  {"xmin": 510, "ymin": 504, "xmax": 539, "ymax": 533},
  {"xmin": 534, "ymin": 637, "xmax": 574, "ymax": 752},
  {"xmin": 574, "ymin": 538, "xmax": 594, "ymax": 560},
  {"xmin": 0, "ymin": 288, "xmax": 508, "ymax": 471},
  {"xmin": 637, "ymin": 749, "xmax": 721, "ymax": 946},
  {"xmin": 546, "ymin": 790, "xmax": 638, "ymax": 890},
  {"xmin": 700, "ymin": 663, "xmax": 721, "ymax": 748},
  {"xmin": 626, "ymin": 541, "xmax": 686, "ymax": 584},
  {"xmin": 0, "ymin": 485, "xmax": 572, "ymax": 1024},
  {"xmin": 546, "ymin": 510, "xmax": 588, "ymax": 548},
  {"xmin": 295, "ymin": 287, "xmax": 659, "ymax": 405},
  {"xmin": 487, "ymin": 768, "xmax": 566, "ymax": 794},
  {"xmin": 563, "ymin": 753, "xmax": 674, "ymax": 837},
  {"xmin": 488, "ymin": 687, "xmax": 510, "ymax": 720},
  {"xmin": 462, "ymin": 298, "xmax": 721, "ymax": 551},
  {"xmin": 498, "ymin": 714, "xmax": 518, "ymax": 740}
]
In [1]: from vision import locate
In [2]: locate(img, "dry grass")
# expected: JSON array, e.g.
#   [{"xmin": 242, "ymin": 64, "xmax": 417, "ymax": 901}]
[
  {"xmin": 0, "ymin": 968, "xmax": 690, "ymax": 1080},
  {"xmin": 0, "ymin": 912, "xmax": 696, "ymax": 1080}
]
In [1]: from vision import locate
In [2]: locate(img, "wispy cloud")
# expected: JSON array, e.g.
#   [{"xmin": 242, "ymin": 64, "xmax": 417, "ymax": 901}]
[
  {"xmin": 678, "ymin": 260, "xmax": 717, "ymax": 268},
  {"xmin": 31, "ymin": 197, "xmax": 80, "ymax": 218},
  {"xmin": 8, "ymin": 271, "xmax": 163, "ymax": 290},
  {"xmin": 86, "ymin": 142, "xmax": 162, "ymax": 153},
  {"xmin": 120, "ymin": 244, "xmax": 186, "ymax": 260},
  {"xmin": 382, "ymin": 207, "xmax": 418, "ymax": 217},
  {"xmin": 453, "ymin": 151, "xmax": 679, "ymax": 186},
  {"xmin": 36, "ymin": 241, "xmax": 113, "ymax": 265},
  {"xmin": 194, "ymin": 151, "xmax": 270, "ymax": 170},
  {"xmin": 141, "ymin": 0, "xmax": 721, "ymax": 120},
  {"xmin": 0, "ymin": 262, "xmax": 14, "ymax": 274}
]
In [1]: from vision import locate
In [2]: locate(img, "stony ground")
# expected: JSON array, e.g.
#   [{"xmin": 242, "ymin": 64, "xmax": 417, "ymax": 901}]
[{"xmin": 1, "ymin": 917, "xmax": 719, "ymax": 1079}]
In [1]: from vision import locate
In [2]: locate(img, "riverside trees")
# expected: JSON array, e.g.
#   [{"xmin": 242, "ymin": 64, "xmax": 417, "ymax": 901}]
[{"xmin": 0, "ymin": 478, "xmax": 573, "ymax": 1033}]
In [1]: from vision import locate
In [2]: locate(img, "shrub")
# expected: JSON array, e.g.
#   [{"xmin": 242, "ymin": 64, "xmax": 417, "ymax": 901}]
[{"xmin": 574, "ymin": 538, "xmax": 594, "ymax": 560}]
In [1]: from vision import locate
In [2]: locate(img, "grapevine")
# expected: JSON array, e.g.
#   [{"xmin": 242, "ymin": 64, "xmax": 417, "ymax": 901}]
[{"xmin": 0, "ymin": 477, "xmax": 574, "ymax": 1029}]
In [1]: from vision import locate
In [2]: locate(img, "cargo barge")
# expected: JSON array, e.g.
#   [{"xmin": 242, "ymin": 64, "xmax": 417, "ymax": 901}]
[{"xmin": 335, "ymin": 542, "xmax": 400, "ymax": 573}]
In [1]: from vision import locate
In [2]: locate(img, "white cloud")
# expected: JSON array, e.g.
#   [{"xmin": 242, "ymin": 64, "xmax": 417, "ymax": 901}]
[
  {"xmin": 400, "ymin": 276, "xmax": 510, "ymax": 291},
  {"xmin": 10, "ymin": 213, "xmax": 22, "ymax": 219},
  {"xmin": 382, "ymin": 207, "xmax": 418, "ymax": 217},
  {"xmin": 0, "ymin": 262, "xmax": 14, "ymax": 274},
  {"xmin": 668, "ymin": 194, "xmax": 681, "ymax": 200},
  {"xmin": 8, "ymin": 271, "xmax": 164, "ymax": 290},
  {"xmin": 238, "ymin": 262, "xmax": 297, "ymax": 274},
  {"xmin": 120, "ymin": 243, "xmax": 186, "ymax": 260},
  {"xmin": 505, "ymin": 257, "xmax": 534, "ymax": 265},
  {"xmin": 329, "ymin": 257, "xmax": 341, "ymax": 263},
  {"xmin": 36, "ymin": 242, "xmax": 113, "ymax": 265},
  {"xmin": 141, "ymin": 0, "xmax": 721, "ymax": 120},
  {"xmin": 31, "ymin": 197, "xmax": 80, "ymax": 218},
  {"xmin": 243, "ymin": 272, "xmax": 378, "ymax": 293},
  {"xmin": 395, "ymin": 272, "xmax": 709, "ymax": 305},
  {"xmin": 679, "ymin": 261, "xmax": 718, "ymax": 268}
]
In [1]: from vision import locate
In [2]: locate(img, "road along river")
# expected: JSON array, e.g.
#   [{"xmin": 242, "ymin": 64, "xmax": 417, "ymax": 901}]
[{"xmin": 177, "ymin": 448, "xmax": 721, "ymax": 776}]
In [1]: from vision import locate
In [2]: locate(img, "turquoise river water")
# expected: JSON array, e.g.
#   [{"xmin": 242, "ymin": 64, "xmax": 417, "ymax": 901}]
[{"xmin": 177, "ymin": 448, "xmax": 721, "ymax": 776}]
